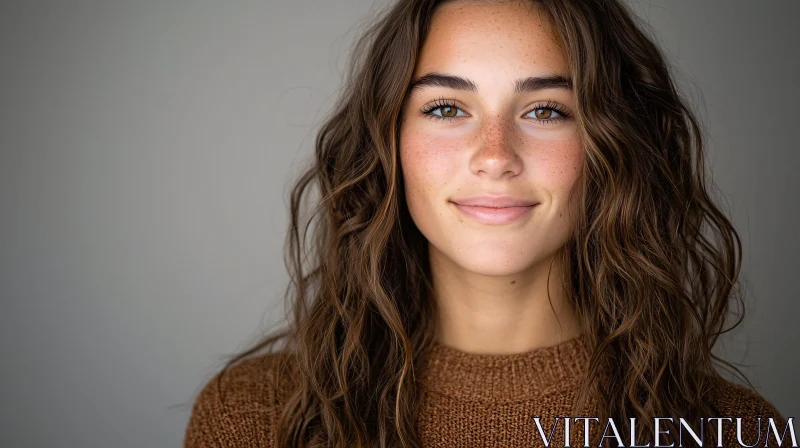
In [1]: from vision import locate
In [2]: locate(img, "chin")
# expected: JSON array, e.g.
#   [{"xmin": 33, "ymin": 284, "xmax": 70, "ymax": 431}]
[{"xmin": 450, "ymin": 251, "xmax": 536, "ymax": 277}]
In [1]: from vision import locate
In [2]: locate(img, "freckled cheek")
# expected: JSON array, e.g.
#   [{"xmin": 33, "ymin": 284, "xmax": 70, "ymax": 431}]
[
  {"xmin": 399, "ymin": 131, "xmax": 464, "ymax": 199},
  {"xmin": 525, "ymin": 137, "xmax": 583, "ymax": 189}
]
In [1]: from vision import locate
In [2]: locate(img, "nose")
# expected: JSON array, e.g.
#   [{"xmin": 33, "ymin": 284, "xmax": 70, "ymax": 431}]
[{"xmin": 469, "ymin": 115, "xmax": 523, "ymax": 179}]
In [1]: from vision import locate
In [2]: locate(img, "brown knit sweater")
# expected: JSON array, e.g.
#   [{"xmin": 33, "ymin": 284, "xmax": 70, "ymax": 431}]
[{"xmin": 184, "ymin": 334, "xmax": 790, "ymax": 447}]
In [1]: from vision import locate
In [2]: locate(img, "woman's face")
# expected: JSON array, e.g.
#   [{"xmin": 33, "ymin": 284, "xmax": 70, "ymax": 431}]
[{"xmin": 399, "ymin": 0, "xmax": 583, "ymax": 277}]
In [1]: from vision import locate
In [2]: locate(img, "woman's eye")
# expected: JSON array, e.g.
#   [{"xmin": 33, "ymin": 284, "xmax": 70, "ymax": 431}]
[
  {"xmin": 525, "ymin": 107, "xmax": 565, "ymax": 121},
  {"xmin": 426, "ymin": 105, "xmax": 468, "ymax": 120}
]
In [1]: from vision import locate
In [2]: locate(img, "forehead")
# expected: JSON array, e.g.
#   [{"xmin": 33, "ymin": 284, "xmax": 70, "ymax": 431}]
[{"xmin": 414, "ymin": 1, "xmax": 566, "ymax": 80}]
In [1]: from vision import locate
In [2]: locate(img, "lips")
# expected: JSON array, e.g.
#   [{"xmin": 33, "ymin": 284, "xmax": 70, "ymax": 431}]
[
  {"xmin": 451, "ymin": 195, "xmax": 538, "ymax": 208},
  {"xmin": 450, "ymin": 195, "xmax": 538, "ymax": 224}
]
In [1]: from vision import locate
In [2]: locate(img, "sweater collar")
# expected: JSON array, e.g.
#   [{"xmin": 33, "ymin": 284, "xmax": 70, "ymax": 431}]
[{"xmin": 417, "ymin": 333, "xmax": 590, "ymax": 403}]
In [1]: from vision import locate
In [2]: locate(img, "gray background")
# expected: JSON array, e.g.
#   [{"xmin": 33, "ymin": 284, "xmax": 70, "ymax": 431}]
[{"xmin": 1, "ymin": 1, "xmax": 797, "ymax": 446}]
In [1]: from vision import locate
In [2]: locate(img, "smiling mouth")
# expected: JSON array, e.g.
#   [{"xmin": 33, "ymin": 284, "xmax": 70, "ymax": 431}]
[{"xmin": 451, "ymin": 202, "xmax": 537, "ymax": 224}]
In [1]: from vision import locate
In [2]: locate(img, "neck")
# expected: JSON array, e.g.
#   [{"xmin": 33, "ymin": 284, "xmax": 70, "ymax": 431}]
[{"xmin": 430, "ymin": 245, "xmax": 583, "ymax": 355}]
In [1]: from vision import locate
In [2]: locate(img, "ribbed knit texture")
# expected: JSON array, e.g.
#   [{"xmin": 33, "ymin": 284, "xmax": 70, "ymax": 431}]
[{"xmin": 185, "ymin": 334, "xmax": 789, "ymax": 447}]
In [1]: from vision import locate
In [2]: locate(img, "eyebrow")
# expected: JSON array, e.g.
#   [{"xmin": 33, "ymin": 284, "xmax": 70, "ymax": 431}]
[{"xmin": 407, "ymin": 72, "xmax": 573, "ymax": 96}]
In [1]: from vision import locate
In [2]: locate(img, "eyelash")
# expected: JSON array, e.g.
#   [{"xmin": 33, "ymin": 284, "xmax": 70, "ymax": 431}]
[{"xmin": 419, "ymin": 97, "xmax": 572, "ymax": 124}]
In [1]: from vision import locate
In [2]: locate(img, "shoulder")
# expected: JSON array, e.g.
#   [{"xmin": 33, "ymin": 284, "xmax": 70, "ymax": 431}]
[
  {"xmin": 709, "ymin": 378, "xmax": 784, "ymax": 417},
  {"xmin": 183, "ymin": 351, "xmax": 298, "ymax": 448},
  {"xmin": 707, "ymin": 377, "xmax": 791, "ymax": 446}
]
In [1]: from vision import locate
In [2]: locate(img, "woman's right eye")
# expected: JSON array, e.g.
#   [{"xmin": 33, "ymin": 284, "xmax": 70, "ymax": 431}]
[{"xmin": 421, "ymin": 101, "xmax": 469, "ymax": 121}]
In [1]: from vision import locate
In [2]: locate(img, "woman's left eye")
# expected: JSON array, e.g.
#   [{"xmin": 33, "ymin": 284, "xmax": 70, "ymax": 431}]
[
  {"xmin": 523, "ymin": 102, "xmax": 572, "ymax": 123},
  {"xmin": 525, "ymin": 107, "xmax": 564, "ymax": 120}
]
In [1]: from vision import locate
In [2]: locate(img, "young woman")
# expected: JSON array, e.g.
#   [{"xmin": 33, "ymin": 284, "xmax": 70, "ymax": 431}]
[{"xmin": 184, "ymin": 0, "xmax": 789, "ymax": 446}]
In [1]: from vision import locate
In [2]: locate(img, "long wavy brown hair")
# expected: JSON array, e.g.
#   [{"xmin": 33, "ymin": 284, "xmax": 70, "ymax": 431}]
[{"xmin": 212, "ymin": 0, "xmax": 753, "ymax": 446}]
